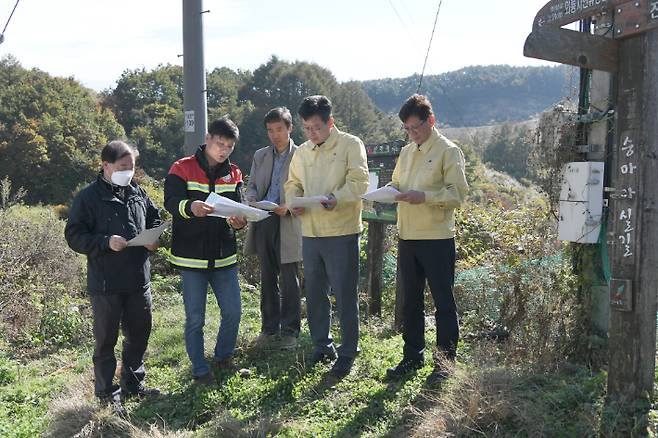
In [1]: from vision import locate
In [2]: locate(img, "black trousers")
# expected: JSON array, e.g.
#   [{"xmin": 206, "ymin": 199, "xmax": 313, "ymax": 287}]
[
  {"xmin": 254, "ymin": 215, "xmax": 301, "ymax": 337},
  {"xmin": 90, "ymin": 287, "xmax": 152, "ymax": 397},
  {"xmin": 399, "ymin": 238, "xmax": 458, "ymax": 361}
]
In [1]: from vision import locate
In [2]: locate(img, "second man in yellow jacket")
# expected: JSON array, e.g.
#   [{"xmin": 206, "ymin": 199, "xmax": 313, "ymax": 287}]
[{"xmin": 285, "ymin": 95, "xmax": 369, "ymax": 378}]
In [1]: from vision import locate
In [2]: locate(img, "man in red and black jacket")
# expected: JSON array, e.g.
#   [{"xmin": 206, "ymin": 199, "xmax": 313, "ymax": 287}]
[{"xmin": 164, "ymin": 117, "xmax": 247, "ymax": 385}]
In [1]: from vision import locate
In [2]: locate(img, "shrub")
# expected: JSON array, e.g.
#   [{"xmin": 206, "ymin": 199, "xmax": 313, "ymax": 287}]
[
  {"xmin": 0, "ymin": 201, "xmax": 89, "ymax": 352},
  {"xmin": 455, "ymin": 199, "xmax": 584, "ymax": 369}
]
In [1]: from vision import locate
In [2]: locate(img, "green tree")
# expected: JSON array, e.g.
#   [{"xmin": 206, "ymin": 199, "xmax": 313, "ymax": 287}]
[
  {"xmin": 207, "ymin": 66, "xmax": 254, "ymax": 123},
  {"xmin": 483, "ymin": 124, "xmax": 533, "ymax": 181},
  {"xmin": 103, "ymin": 65, "xmax": 185, "ymax": 177},
  {"xmin": 235, "ymin": 56, "xmax": 398, "ymax": 168},
  {"xmin": 104, "ymin": 64, "xmax": 255, "ymax": 174},
  {"xmin": 0, "ymin": 55, "xmax": 124, "ymax": 204}
]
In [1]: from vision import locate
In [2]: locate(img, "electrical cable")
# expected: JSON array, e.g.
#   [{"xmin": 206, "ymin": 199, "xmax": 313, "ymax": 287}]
[
  {"xmin": 386, "ymin": 0, "xmax": 417, "ymax": 46},
  {"xmin": 385, "ymin": 0, "xmax": 465, "ymax": 126},
  {"xmin": 417, "ymin": 0, "xmax": 443, "ymax": 94},
  {"xmin": 1, "ymin": 0, "xmax": 20, "ymax": 37}
]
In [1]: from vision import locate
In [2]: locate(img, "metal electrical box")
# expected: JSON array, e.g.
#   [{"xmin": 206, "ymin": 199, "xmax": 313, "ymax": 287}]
[{"xmin": 557, "ymin": 162, "xmax": 604, "ymax": 244}]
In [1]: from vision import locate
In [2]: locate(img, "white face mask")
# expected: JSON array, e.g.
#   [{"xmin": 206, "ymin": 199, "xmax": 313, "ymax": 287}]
[{"xmin": 111, "ymin": 169, "xmax": 134, "ymax": 186}]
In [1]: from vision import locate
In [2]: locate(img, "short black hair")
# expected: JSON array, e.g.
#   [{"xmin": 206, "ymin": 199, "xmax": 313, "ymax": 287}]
[
  {"xmin": 208, "ymin": 117, "xmax": 240, "ymax": 141},
  {"xmin": 263, "ymin": 107, "xmax": 293, "ymax": 128},
  {"xmin": 298, "ymin": 95, "xmax": 332, "ymax": 122},
  {"xmin": 101, "ymin": 140, "xmax": 139, "ymax": 163},
  {"xmin": 398, "ymin": 94, "xmax": 434, "ymax": 122}
]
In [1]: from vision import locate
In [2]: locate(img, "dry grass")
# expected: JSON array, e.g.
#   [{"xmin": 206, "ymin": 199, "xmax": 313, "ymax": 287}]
[
  {"xmin": 44, "ymin": 368, "xmax": 280, "ymax": 438},
  {"xmin": 198, "ymin": 414, "xmax": 281, "ymax": 438},
  {"xmin": 44, "ymin": 371, "xmax": 190, "ymax": 438},
  {"xmin": 409, "ymin": 366, "xmax": 521, "ymax": 437},
  {"xmin": 402, "ymin": 343, "xmax": 608, "ymax": 438}
]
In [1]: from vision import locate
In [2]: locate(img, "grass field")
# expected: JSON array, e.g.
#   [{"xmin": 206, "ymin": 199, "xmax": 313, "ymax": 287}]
[{"xmin": 0, "ymin": 274, "xmax": 655, "ymax": 437}]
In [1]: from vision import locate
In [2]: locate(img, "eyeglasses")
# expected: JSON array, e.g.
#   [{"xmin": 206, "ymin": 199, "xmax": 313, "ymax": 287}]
[
  {"xmin": 402, "ymin": 119, "xmax": 428, "ymax": 134},
  {"xmin": 302, "ymin": 124, "xmax": 327, "ymax": 134}
]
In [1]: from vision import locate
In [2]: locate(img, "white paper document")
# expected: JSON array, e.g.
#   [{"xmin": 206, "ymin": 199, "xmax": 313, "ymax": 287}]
[
  {"xmin": 289, "ymin": 195, "xmax": 329, "ymax": 209},
  {"xmin": 127, "ymin": 220, "xmax": 171, "ymax": 247},
  {"xmin": 361, "ymin": 186, "xmax": 400, "ymax": 203},
  {"xmin": 206, "ymin": 193, "xmax": 270, "ymax": 222},
  {"xmin": 368, "ymin": 172, "xmax": 379, "ymax": 191},
  {"xmin": 249, "ymin": 200, "xmax": 279, "ymax": 211}
]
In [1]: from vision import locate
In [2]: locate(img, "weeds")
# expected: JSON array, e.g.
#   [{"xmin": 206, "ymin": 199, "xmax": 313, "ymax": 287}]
[{"xmin": 0, "ymin": 203, "xmax": 88, "ymax": 351}]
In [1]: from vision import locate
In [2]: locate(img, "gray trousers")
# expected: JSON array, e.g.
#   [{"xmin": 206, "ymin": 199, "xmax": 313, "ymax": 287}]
[
  {"xmin": 302, "ymin": 234, "xmax": 360, "ymax": 358},
  {"xmin": 254, "ymin": 215, "xmax": 301, "ymax": 336}
]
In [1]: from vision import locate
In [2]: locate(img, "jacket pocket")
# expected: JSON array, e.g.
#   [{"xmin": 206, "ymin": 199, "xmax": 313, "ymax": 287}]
[{"xmin": 412, "ymin": 205, "xmax": 445, "ymax": 231}]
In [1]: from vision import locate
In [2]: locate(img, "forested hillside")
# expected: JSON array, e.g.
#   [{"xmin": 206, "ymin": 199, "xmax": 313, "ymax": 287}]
[
  {"xmin": 0, "ymin": 57, "xmax": 124, "ymax": 204},
  {"xmin": 361, "ymin": 65, "xmax": 574, "ymax": 127},
  {"xmin": 1, "ymin": 55, "xmax": 401, "ymax": 204},
  {"xmin": 1, "ymin": 54, "xmax": 572, "ymax": 208}
]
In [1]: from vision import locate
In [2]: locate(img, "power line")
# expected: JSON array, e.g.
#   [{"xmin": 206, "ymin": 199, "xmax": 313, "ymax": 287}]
[
  {"xmin": 417, "ymin": 0, "xmax": 443, "ymax": 94},
  {"xmin": 386, "ymin": 0, "xmax": 418, "ymax": 46},
  {"xmin": 1, "ymin": 0, "xmax": 21, "ymax": 40},
  {"xmin": 386, "ymin": 0, "xmax": 465, "ymax": 126},
  {"xmin": 387, "ymin": 0, "xmax": 406, "ymax": 28},
  {"xmin": 398, "ymin": 0, "xmax": 417, "ymax": 27}
]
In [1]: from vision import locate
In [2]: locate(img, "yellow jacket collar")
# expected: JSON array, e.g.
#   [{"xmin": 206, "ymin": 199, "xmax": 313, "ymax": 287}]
[
  {"xmin": 312, "ymin": 126, "xmax": 340, "ymax": 151},
  {"xmin": 414, "ymin": 127, "xmax": 440, "ymax": 154}
]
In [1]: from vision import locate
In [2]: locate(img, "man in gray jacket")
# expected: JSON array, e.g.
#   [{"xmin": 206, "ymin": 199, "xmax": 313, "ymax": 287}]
[{"xmin": 244, "ymin": 107, "xmax": 303, "ymax": 349}]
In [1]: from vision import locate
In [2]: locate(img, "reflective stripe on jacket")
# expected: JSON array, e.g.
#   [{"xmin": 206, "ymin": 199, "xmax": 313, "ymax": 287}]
[{"xmin": 164, "ymin": 145, "xmax": 243, "ymax": 270}]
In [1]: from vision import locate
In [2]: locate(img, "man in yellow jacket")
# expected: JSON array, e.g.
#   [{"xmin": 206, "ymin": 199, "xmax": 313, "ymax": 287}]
[
  {"xmin": 285, "ymin": 95, "xmax": 369, "ymax": 378},
  {"xmin": 386, "ymin": 94, "xmax": 468, "ymax": 379}
]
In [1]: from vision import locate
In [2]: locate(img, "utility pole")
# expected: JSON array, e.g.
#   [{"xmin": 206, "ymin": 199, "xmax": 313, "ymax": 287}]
[
  {"xmin": 606, "ymin": 22, "xmax": 658, "ymax": 405},
  {"xmin": 182, "ymin": 0, "xmax": 208, "ymax": 155},
  {"xmin": 584, "ymin": 13, "xmax": 614, "ymax": 336},
  {"xmin": 524, "ymin": 0, "xmax": 658, "ymax": 426}
]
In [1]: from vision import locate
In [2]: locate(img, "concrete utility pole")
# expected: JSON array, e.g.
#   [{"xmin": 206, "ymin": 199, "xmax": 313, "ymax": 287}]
[
  {"xmin": 584, "ymin": 14, "xmax": 614, "ymax": 336},
  {"xmin": 524, "ymin": 0, "xmax": 658, "ymax": 423},
  {"xmin": 182, "ymin": 0, "xmax": 208, "ymax": 155}
]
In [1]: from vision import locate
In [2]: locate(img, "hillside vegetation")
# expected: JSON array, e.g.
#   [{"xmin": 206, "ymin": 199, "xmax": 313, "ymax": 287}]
[{"xmin": 361, "ymin": 65, "xmax": 575, "ymax": 127}]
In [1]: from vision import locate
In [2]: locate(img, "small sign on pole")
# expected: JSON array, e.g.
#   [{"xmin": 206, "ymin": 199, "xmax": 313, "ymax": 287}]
[{"xmin": 184, "ymin": 110, "xmax": 195, "ymax": 133}]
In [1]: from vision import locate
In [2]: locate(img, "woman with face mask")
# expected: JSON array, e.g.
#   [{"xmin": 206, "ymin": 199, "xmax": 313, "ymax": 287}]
[{"xmin": 65, "ymin": 140, "xmax": 162, "ymax": 412}]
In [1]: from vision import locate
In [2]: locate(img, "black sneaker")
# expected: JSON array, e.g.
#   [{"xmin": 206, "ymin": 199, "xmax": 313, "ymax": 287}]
[
  {"xmin": 122, "ymin": 385, "xmax": 161, "ymax": 400},
  {"xmin": 310, "ymin": 348, "xmax": 338, "ymax": 366},
  {"xmin": 98, "ymin": 392, "xmax": 127, "ymax": 416},
  {"xmin": 329, "ymin": 356, "xmax": 354, "ymax": 378},
  {"xmin": 385, "ymin": 358, "xmax": 424, "ymax": 379}
]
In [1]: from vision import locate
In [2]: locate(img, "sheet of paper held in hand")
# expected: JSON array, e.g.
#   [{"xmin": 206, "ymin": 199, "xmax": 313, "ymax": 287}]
[
  {"xmin": 361, "ymin": 186, "xmax": 400, "ymax": 203},
  {"xmin": 249, "ymin": 200, "xmax": 279, "ymax": 211},
  {"xmin": 127, "ymin": 220, "xmax": 171, "ymax": 247},
  {"xmin": 206, "ymin": 193, "xmax": 270, "ymax": 222},
  {"xmin": 289, "ymin": 195, "xmax": 329, "ymax": 209}
]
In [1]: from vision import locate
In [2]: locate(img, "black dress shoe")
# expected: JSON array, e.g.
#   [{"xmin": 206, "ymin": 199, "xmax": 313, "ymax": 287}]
[
  {"xmin": 386, "ymin": 358, "xmax": 424, "ymax": 379},
  {"xmin": 310, "ymin": 348, "xmax": 338, "ymax": 366},
  {"xmin": 329, "ymin": 356, "xmax": 354, "ymax": 378}
]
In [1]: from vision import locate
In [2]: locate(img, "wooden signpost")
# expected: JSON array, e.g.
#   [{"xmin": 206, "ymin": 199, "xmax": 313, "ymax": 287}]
[
  {"xmin": 525, "ymin": 0, "xmax": 658, "ymax": 411},
  {"xmin": 363, "ymin": 140, "xmax": 404, "ymax": 319}
]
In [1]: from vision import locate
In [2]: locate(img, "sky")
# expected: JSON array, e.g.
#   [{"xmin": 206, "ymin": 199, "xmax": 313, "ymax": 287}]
[{"xmin": 0, "ymin": 0, "xmax": 558, "ymax": 91}]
